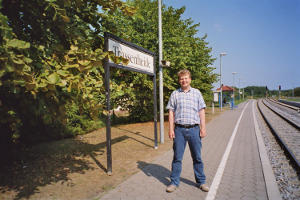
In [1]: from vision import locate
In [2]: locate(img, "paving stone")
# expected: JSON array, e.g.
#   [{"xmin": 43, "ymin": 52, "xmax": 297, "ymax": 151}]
[{"xmin": 215, "ymin": 102, "xmax": 268, "ymax": 200}]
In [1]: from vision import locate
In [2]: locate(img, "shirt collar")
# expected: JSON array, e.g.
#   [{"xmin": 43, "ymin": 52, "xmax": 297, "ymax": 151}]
[{"xmin": 179, "ymin": 87, "xmax": 192, "ymax": 93}]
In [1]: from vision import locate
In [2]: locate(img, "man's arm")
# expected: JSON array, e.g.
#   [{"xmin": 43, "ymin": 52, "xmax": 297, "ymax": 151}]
[
  {"xmin": 199, "ymin": 108, "xmax": 206, "ymax": 138},
  {"xmin": 169, "ymin": 110, "xmax": 175, "ymax": 139}
]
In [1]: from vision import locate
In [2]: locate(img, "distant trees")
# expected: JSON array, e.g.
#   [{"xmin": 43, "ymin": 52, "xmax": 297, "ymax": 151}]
[
  {"xmin": 241, "ymin": 86, "xmax": 300, "ymax": 98},
  {"xmin": 293, "ymin": 87, "xmax": 300, "ymax": 97},
  {"xmin": 244, "ymin": 86, "xmax": 267, "ymax": 98}
]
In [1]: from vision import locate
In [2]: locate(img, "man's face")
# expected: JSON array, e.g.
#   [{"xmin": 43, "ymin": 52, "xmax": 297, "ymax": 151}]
[{"xmin": 179, "ymin": 74, "xmax": 191, "ymax": 89}]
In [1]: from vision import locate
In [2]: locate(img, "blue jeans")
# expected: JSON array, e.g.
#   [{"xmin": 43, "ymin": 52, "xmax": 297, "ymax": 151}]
[{"xmin": 170, "ymin": 125, "xmax": 206, "ymax": 186}]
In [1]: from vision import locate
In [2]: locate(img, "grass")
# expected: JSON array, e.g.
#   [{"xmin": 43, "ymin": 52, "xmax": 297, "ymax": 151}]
[{"xmin": 286, "ymin": 97, "xmax": 300, "ymax": 102}]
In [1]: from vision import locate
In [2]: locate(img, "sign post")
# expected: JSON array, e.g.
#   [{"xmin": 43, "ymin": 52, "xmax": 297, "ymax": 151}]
[
  {"xmin": 279, "ymin": 85, "xmax": 281, "ymax": 99},
  {"xmin": 104, "ymin": 32, "xmax": 157, "ymax": 175}
]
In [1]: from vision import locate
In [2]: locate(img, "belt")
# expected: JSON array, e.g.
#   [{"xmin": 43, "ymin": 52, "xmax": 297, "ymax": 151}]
[{"xmin": 175, "ymin": 124, "xmax": 199, "ymax": 128}]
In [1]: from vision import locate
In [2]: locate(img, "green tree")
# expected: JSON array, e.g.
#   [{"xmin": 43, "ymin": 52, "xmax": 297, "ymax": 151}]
[
  {"xmin": 105, "ymin": 0, "xmax": 217, "ymax": 121},
  {"xmin": 294, "ymin": 87, "xmax": 300, "ymax": 97},
  {"xmin": 0, "ymin": 0, "xmax": 134, "ymax": 146},
  {"xmin": 244, "ymin": 86, "xmax": 267, "ymax": 98}
]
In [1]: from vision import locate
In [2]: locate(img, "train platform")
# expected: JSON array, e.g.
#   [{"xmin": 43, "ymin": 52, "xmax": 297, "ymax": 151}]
[{"xmin": 99, "ymin": 100, "xmax": 281, "ymax": 200}]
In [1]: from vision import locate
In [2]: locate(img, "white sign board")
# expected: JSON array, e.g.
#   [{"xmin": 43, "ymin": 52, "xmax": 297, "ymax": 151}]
[
  {"xmin": 108, "ymin": 38, "xmax": 154, "ymax": 74},
  {"xmin": 214, "ymin": 92, "xmax": 219, "ymax": 102}
]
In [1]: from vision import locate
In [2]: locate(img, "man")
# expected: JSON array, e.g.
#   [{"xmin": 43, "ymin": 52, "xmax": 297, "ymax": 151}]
[{"xmin": 166, "ymin": 69, "xmax": 209, "ymax": 193}]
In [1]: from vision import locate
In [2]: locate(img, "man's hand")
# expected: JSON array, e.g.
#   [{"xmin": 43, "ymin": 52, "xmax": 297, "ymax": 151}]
[
  {"xmin": 169, "ymin": 130, "xmax": 175, "ymax": 139},
  {"xmin": 200, "ymin": 128, "xmax": 207, "ymax": 138},
  {"xmin": 169, "ymin": 110, "xmax": 175, "ymax": 140},
  {"xmin": 199, "ymin": 108, "xmax": 206, "ymax": 138}
]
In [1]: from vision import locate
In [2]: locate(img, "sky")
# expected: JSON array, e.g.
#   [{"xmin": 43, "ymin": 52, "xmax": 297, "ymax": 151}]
[{"xmin": 163, "ymin": 0, "xmax": 300, "ymax": 90}]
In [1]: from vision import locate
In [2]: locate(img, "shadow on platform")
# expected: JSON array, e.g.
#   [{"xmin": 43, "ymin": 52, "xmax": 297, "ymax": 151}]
[{"xmin": 137, "ymin": 161, "xmax": 197, "ymax": 187}]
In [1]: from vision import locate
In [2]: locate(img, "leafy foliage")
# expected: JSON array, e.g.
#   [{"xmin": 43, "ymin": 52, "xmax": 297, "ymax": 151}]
[
  {"xmin": 294, "ymin": 87, "xmax": 300, "ymax": 97},
  {"xmin": 0, "ymin": 0, "xmax": 218, "ymax": 148},
  {"xmin": 239, "ymin": 86, "xmax": 300, "ymax": 98},
  {"xmin": 105, "ymin": 0, "xmax": 217, "ymax": 121},
  {"xmin": 244, "ymin": 86, "xmax": 267, "ymax": 98},
  {"xmin": 0, "ymin": 0, "xmax": 134, "ymax": 146}
]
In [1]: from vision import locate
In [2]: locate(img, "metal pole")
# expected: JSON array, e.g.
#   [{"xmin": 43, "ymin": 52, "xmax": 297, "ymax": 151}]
[
  {"xmin": 238, "ymin": 78, "xmax": 241, "ymax": 100},
  {"xmin": 232, "ymin": 73, "xmax": 234, "ymax": 103},
  {"xmin": 104, "ymin": 35, "xmax": 112, "ymax": 175},
  {"xmin": 158, "ymin": 0, "xmax": 164, "ymax": 144},
  {"xmin": 153, "ymin": 74, "xmax": 158, "ymax": 149},
  {"xmin": 232, "ymin": 72, "xmax": 237, "ymax": 108},
  {"xmin": 104, "ymin": 64, "xmax": 112, "ymax": 175},
  {"xmin": 220, "ymin": 54, "xmax": 222, "ymax": 111},
  {"xmin": 292, "ymin": 87, "xmax": 294, "ymax": 97}
]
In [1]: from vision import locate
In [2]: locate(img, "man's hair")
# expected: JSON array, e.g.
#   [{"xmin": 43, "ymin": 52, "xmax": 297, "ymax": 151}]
[{"xmin": 178, "ymin": 69, "xmax": 191, "ymax": 80}]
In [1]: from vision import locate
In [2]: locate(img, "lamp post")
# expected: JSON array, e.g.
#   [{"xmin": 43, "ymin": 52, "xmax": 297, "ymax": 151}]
[
  {"xmin": 232, "ymin": 72, "xmax": 237, "ymax": 88},
  {"xmin": 232, "ymin": 72, "xmax": 237, "ymax": 108},
  {"xmin": 238, "ymin": 78, "xmax": 241, "ymax": 100},
  {"xmin": 239, "ymin": 80, "xmax": 245, "ymax": 100},
  {"xmin": 219, "ymin": 52, "xmax": 227, "ymax": 111},
  {"xmin": 158, "ymin": 0, "xmax": 164, "ymax": 145}
]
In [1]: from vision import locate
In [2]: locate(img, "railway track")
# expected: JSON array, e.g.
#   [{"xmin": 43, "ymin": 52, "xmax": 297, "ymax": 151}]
[
  {"xmin": 257, "ymin": 99, "xmax": 300, "ymax": 171},
  {"xmin": 279, "ymin": 99, "xmax": 300, "ymax": 109},
  {"xmin": 264, "ymin": 98, "xmax": 300, "ymax": 129},
  {"xmin": 268, "ymin": 97, "xmax": 300, "ymax": 113}
]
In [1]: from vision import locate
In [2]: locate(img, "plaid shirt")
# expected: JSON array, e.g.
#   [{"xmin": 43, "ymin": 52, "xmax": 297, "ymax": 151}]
[{"xmin": 166, "ymin": 87, "xmax": 206, "ymax": 125}]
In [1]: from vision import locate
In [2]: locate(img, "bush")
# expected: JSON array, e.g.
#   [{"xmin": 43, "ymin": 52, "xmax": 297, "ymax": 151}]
[{"xmin": 294, "ymin": 87, "xmax": 300, "ymax": 97}]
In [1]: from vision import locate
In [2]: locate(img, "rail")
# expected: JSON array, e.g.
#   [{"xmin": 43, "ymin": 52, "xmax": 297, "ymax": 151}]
[
  {"xmin": 263, "ymin": 98, "xmax": 300, "ymax": 129},
  {"xmin": 257, "ymin": 99, "xmax": 300, "ymax": 171},
  {"xmin": 267, "ymin": 97, "xmax": 300, "ymax": 112}
]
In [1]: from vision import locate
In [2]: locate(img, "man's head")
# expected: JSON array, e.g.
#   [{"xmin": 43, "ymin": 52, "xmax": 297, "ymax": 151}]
[{"xmin": 178, "ymin": 69, "xmax": 191, "ymax": 90}]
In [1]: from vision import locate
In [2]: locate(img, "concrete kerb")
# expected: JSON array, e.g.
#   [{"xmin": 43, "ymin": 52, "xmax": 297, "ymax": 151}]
[{"xmin": 252, "ymin": 100, "xmax": 282, "ymax": 200}]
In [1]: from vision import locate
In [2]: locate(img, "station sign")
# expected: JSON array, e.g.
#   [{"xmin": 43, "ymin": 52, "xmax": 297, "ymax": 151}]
[
  {"xmin": 103, "ymin": 32, "xmax": 157, "ymax": 174},
  {"xmin": 106, "ymin": 33, "xmax": 155, "ymax": 75}
]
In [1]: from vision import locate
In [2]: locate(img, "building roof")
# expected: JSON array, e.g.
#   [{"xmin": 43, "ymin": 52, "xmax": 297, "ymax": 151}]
[{"xmin": 217, "ymin": 85, "xmax": 235, "ymax": 92}]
